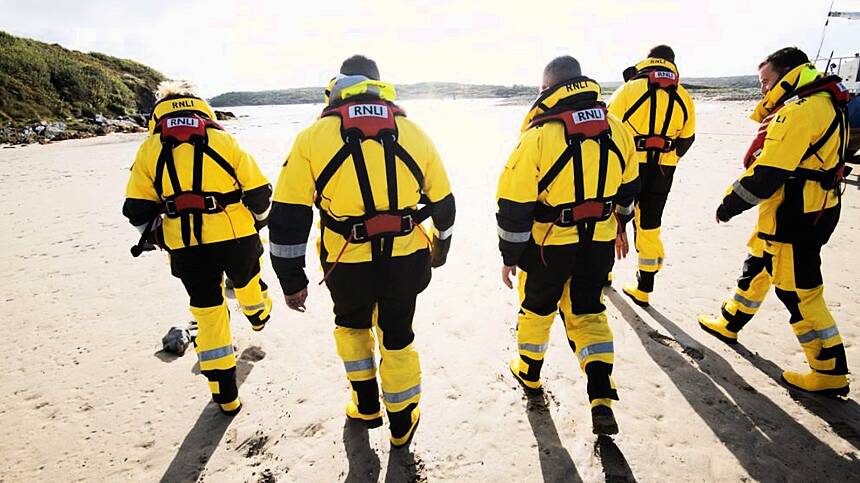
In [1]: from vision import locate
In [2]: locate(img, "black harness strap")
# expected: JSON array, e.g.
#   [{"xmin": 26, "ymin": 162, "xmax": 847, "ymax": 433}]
[
  {"xmin": 382, "ymin": 135, "xmax": 399, "ymax": 260},
  {"xmin": 606, "ymin": 138, "xmax": 626, "ymax": 172},
  {"xmin": 192, "ymin": 142, "xmax": 205, "ymax": 245},
  {"xmin": 349, "ymin": 138, "xmax": 377, "ymax": 217},
  {"xmin": 393, "ymin": 143, "xmax": 425, "ymax": 188},
  {"xmin": 538, "ymin": 143, "xmax": 576, "ymax": 194},
  {"xmin": 802, "ymin": 112, "xmax": 841, "ymax": 162},
  {"xmin": 153, "ymin": 145, "xmax": 170, "ymax": 199},
  {"xmin": 201, "ymin": 144, "xmax": 239, "ymax": 183},
  {"xmin": 622, "ymin": 91, "xmax": 651, "ymax": 124},
  {"xmin": 597, "ymin": 136, "xmax": 610, "ymax": 199},
  {"xmin": 159, "ymin": 142, "xmax": 192, "ymax": 247},
  {"xmin": 314, "ymin": 143, "xmax": 353, "ymax": 204}
]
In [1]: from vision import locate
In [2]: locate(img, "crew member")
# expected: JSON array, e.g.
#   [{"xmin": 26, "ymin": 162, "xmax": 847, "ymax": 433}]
[
  {"xmin": 498, "ymin": 56, "xmax": 639, "ymax": 435},
  {"xmin": 123, "ymin": 81, "xmax": 273, "ymax": 415},
  {"xmin": 269, "ymin": 56, "xmax": 455, "ymax": 448},
  {"xmin": 607, "ymin": 45, "xmax": 696, "ymax": 305},
  {"xmin": 699, "ymin": 48, "xmax": 851, "ymax": 396}
]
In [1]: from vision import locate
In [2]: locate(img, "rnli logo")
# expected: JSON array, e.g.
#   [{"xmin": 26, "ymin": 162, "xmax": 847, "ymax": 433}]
[
  {"xmin": 171, "ymin": 99, "xmax": 195, "ymax": 109},
  {"xmin": 654, "ymin": 71, "xmax": 676, "ymax": 80},
  {"xmin": 837, "ymin": 82, "xmax": 848, "ymax": 93},
  {"xmin": 348, "ymin": 104, "xmax": 389, "ymax": 118},
  {"xmin": 166, "ymin": 117, "xmax": 200, "ymax": 128},
  {"xmin": 572, "ymin": 108, "xmax": 605, "ymax": 124}
]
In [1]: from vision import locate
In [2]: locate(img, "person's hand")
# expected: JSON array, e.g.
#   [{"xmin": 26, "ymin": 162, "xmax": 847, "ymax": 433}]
[
  {"xmin": 502, "ymin": 265, "xmax": 517, "ymax": 289},
  {"xmin": 715, "ymin": 205, "xmax": 731, "ymax": 224},
  {"xmin": 615, "ymin": 232, "xmax": 629, "ymax": 260},
  {"xmin": 285, "ymin": 288, "xmax": 308, "ymax": 312}
]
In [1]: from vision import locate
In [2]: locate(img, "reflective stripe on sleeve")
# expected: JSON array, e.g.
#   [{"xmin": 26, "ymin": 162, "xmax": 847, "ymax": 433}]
[
  {"xmin": 732, "ymin": 180, "xmax": 763, "ymax": 205},
  {"xmin": 436, "ymin": 226, "xmax": 454, "ymax": 240},
  {"xmin": 270, "ymin": 242, "xmax": 307, "ymax": 259},
  {"xmin": 616, "ymin": 203, "xmax": 634, "ymax": 216},
  {"xmin": 253, "ymin": 206, "xmax": 271, "ymax": 221},
  {"xmin": 497, "ymin": 226, "xmax": 531, "ymax": 243}
]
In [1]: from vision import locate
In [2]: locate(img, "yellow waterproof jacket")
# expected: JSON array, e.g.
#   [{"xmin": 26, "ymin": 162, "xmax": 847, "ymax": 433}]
[
  {"xmin": 608, "ymin": 58, "xmax": 696, "ymax": 167},
  {"xmin": 718, "ymin": 65, "xmax": 847, "ymax": 246},
  {"xmin": 496, "ymin": 79, "xmax": 639, "ymax": 266},
  {"xmin": 270, "ymin": 91, "xmax": 454, "ymax": 276},
  {"xmin": 124, "ymin": 96, "xmax": 271, "ymax": 250}
]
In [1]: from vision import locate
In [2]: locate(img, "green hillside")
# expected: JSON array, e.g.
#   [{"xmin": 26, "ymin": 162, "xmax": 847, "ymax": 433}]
[
  {"xmin": 209, "ymin": 75, "xmax": 759, "ymax": 108},
  {"xmin": 0, "ymin": 31, "xmax": 165, "ymax": 126}
]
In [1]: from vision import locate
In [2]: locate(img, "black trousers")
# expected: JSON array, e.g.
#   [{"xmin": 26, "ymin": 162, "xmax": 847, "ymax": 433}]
[
  {"xmin": 323, "ymin": 249, "xmax": 431, "ymax": 351},
  {"xmin": 170, "ymin": 235, "xmax": 264, "ymax": 308}
]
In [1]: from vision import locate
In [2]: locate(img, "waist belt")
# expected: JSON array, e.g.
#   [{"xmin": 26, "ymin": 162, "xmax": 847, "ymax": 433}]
[
  {"xmin": 164, "ymin": 190, "xmax": 242, "ymax": 218},
  {"xmin": 534, "ymin": 200, "xmax": 614, "ymax": 227},
  {"xmin": 321, "ymin": 207, "xmax": 431, "ymax": 242},
  {"xmin": 634, "ymin": 135, "xmax": 675, "ymax": 153},
  {"xmin": 794, "ymin": 166, "xmax": 851, "ymax": 190}
]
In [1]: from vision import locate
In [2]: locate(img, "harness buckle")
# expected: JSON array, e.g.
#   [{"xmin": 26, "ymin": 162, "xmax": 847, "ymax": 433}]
[
  {"xmin": 401, "ymin": 214, "xmax": 414, "ymax": 231},
  {"xmin": 559, "ymin": 208, "xmax": 573, "ymax": 225},
  {"xmin": 351, "ymin": 223, "xmax": 369, "ymax": 242},
  {"xmin": 165, "ymin": 199, "xmax": 177, "ymax": 216},
  {"xmin": 204, "ymin": 195, "xmax": 218, "ymax": 212}
]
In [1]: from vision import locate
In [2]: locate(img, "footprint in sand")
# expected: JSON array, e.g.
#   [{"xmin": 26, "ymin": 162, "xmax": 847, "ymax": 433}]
[{"xmin": 237, "ymin": 431, "xmax": 270, "ymax": 458}]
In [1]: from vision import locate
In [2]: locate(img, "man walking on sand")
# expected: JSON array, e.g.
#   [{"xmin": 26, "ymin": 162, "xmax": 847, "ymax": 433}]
[
  {"xmin": 607, "ymin": 45, "xmax": 696, "ymax": 306},
  {"xmin": 123, "ymin": 81, "xmax": 273, "ymax": 415},
  {"xmin": 497, "ymin": 56, "xmax": 639, "ymax": 434},
  {"xmin": 269, "ymin": 55, "xmax": 455, "ymax": 448},
  {"xmin": 699, "ymin": 47, "xmax": 851, "ymax": 396}
]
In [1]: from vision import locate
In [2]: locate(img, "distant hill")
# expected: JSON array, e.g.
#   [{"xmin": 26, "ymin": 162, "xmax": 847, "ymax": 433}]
[
  {"xmin": 210, "ymin": 76, "xmax": 759, "ymax": 107},
  {"xmin": 0, "ymin": 31, "xmax": 165, "ymax": 126},
  {"xmin": 210, "ymin": 82, "xmax": 535, "ymax": 107}
]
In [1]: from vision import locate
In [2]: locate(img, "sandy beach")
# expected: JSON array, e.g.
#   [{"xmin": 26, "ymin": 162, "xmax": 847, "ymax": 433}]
[{"xmin": 1, "ymin": 98, "xmax": 858, "ymax": 482}]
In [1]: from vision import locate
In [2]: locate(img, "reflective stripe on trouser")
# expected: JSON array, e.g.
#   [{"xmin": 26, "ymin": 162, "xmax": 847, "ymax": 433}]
[
  {"xmin": 634, "ymin": 206, "xmax": 664, "ymax": 273},
  {"xmin": 720, "ymin": 246, "xmax": 772, "ymax": 333},
  {"xmin": 192, "ymin": 303, "xmax": 239, "ymax": 405},
  {"xmin": 374, "ymin": 305, "xmax": 421, "ymax": 413},
  {"xmin": 769, "ymin": 241, "xmax": 848, "ymax": 376},
  {"xmin": 559, "ymin": 281, "xmax": 617, "ymax": 402},
  {"xmin": 233, "ymin": 272, "xmax": 272, "ymax": 328},
  {"xmin": 334, "ymin": 324, "xmax": 380, "ymax": 415},
  {"xmin": 513, "ymin": 270, "xmax": 554, "ymax": 384}
]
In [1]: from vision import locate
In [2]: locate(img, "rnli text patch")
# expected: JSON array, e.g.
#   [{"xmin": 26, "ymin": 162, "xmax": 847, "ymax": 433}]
[
  {"xmin": 572, "ymin": 108, "xmax": 606, "ymax": 124},
  {"xmin": 654, "ymin": 71, "xmax": 676, "ymax": 80},
  {"xmin": 166, "ymin": 117, "xmax": 200, "ymax": 129},
  {"xmin": 348, "ymin": 104, "xmax": 389, "ymax": 118}
]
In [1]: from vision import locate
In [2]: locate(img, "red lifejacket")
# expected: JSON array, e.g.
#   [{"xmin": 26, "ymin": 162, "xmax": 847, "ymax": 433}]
[{"xmin": 321, "ymin": 100, "xmax": 406, "ymax": 141}]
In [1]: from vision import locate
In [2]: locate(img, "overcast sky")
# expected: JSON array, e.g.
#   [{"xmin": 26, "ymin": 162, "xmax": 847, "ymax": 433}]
[{"xmin": 1, "ymin": 0, "xmax": 858, "ymax": 97}]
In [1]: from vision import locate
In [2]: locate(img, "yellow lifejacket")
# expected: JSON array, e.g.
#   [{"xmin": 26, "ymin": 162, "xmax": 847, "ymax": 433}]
[
  {"xmin": 607, "ymin": 58, "xmax": 695, "ymax": 167},
  {"xmin": 126, "ymin": 96, "xmax": 270, "ymax": 250},
  {"xmin": 273, "ymin": 81, "xmax": 454, "ymax": 264},
  {"xmin": 497, "ymin": 79, "xmax": 638, "ymax": 247},
  {"xmin": 728, "ymin": 64, "xmax": 850, "ymax": 245}
]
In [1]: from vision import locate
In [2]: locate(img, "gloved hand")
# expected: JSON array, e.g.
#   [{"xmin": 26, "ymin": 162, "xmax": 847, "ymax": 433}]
[
  {"xmin": 716, "ymin": 204, "xmax": 733, "ymax": 223},
  {"xmin": 430, "ymin": 236, "xmax": 451, "ymax": 268}
]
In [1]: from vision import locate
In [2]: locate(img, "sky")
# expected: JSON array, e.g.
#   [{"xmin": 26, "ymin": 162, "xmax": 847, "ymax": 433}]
[{"xmin": 1, "ymin": 0, "xmax": 858, "ymax": 97}]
